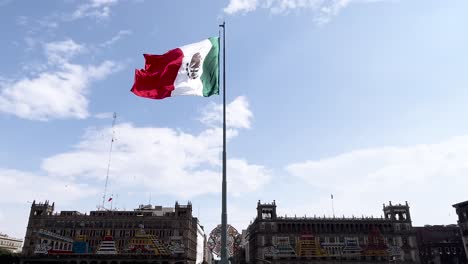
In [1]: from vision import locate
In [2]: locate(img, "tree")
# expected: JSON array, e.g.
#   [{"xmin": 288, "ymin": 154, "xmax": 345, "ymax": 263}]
[
  {"xmin": 0, "ymin": 248, "xmax": 20, "ymax": 264},
  {"xmin": 0, "ymin": 248, "xmax": 12, "ymax": 255}
]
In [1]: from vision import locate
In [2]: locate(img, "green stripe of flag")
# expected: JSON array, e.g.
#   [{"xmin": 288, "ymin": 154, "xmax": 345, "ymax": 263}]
[{"xmin": 201, "ymin": 37, "xmax": 220, "ymax": 97}]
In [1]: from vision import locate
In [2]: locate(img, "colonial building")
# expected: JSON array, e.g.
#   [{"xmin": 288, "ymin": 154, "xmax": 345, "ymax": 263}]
[
  {"xmin": 243, "ymin": 200, "xmax": 419, "ymax": 264},
  {"xmin": 415, "ymin": 225, "xmax": 467, "ymax": 264},
  {"xmin": 453, "ymin": 200, "xmax": 468, "ymax": 262},
  {"xmin": 21, "ymin": 200, "xmax": 208, "ymax": 264},
  {"xmin": 0, "ymin": 233, "xmax": 23, "ymax": 253}
]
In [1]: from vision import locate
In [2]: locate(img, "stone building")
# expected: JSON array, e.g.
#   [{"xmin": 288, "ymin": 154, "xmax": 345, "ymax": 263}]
[
  {"xmin": 21, "ymin": 200, "xmax": 208, "ymax": 264},
  {"xmin": 0, "ymin": 232, "xmax": 23, "ymax": 253},
  {"xmin": 453, "ymin": 200, "xmax": 468, "ymax": 262},
  {"xmin": 415, "ymin": 225, "xmax": 467, "ymax": 264},
  {"xmin": 243, "ymin": 200, "xmax": 419, "ymax": 264}
]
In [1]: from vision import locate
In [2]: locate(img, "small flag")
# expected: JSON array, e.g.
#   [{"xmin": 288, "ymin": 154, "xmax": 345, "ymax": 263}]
[
  {"xmin": 131, "ymin": 37, "xmax": 219, "ymax": 100},
  {"xmin": 331, "ymin": 194, "xmax": 334, "ymax": 199},
  {"xmin": 108, "ymin": 197, "xmax": 113, "ymax": 202}
]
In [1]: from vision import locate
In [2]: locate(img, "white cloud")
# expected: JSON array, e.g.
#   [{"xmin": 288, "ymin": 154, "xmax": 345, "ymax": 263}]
[
  {"xmin": 199, "ymin": 96, "xmax": 253, "ymax": 129},
  {"xmin": 0, "ymin": 169, "xmax": 99, "ymax": 205},
  {"xmin": 1, "ymin": 96, "xmax": 267, "ymax": 237},
  {"xmin": 224, "ymin": 0, "xmax": 260, "ymax": 14},
  {"xmin": 0, "ymin": 39, "xmax": 120, "ymax": 121},
  {"xmin": 224, "ymin": 0, "xmax": 391, "ymax": 24},
  {"xmin": 228, "ymin": 159, "xmax": 270, "ymax": 196},
  {"xmin": 45, "ymin": 39, "xmax": 86, "ymax": 63},
  {"xmin": 286, "ymin": 135, "xmax": 468, "ymax": 225},
  {"xmin": 0, "ymin": 169, "xmax": 100, "ymax": 238},
  {"xmin": 41, "ymin": 97, "xmax": 269, "ymax": 198},
  {"xmin": 73, "ymin": 0, "xmax": 119, "ymax": 19}
]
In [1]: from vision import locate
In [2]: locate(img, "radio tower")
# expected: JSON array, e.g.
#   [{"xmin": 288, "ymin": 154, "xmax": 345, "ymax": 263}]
[{"xmin": 101, "ymin": 112, "xmax": 117, "ymax": 210}]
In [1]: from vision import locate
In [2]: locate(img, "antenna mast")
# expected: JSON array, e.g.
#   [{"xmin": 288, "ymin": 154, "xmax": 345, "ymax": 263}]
[{"xmin": 101, "ymin": 112, "xmax": 117, "ymax": 210}]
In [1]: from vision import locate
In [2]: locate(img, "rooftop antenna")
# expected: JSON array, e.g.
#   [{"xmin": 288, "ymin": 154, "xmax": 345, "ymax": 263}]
[{"xmin": 101, "ymin": 112, "xmax": 117, "ymax": 210}]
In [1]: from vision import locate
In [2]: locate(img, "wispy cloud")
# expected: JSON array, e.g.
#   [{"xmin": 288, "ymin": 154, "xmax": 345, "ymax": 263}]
[
  {"xmin": 73, "ymin": 0, "xmax": 119, "ymax": 20},
  {"xmin": 100, "ymin": 30, "xmax": 132, "ymax": 48},
  {"xmin": 37, "ymin": 19, "xmax": 59, "ymax": 30},
  {"xmin": 45, "ymin": 39, "xmax": 86, "ymax": 62},
  {"xmin": 224, "ymin": 0, "xmax": 391, "ymax": 24},
  {"xmin": 17, "ymin": 14, "xmax": 62, "ymax": 37},
  {"xmin": 16, "ymin": 16, "xmax": 28, "ymax": 26},
  {"xmin": 15, "ymin": 0, "xmax": 121, "ymax": 37},
  {"xmin": 94, "ymin": 112, "xmax": 115, "ymax": 119},
  {"xmin": 0, "ymin": 39, "xmax": 121, "ymax": 121}
]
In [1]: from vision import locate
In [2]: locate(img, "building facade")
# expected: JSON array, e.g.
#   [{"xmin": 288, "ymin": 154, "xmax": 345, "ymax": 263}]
[
  {"xmin": 243, "ymin": 200, "xmax": 419, "ymax": 264},
  {"xmin": 0, "ymin": 233, "xmax": 23, "ymax": 253},
  {"xmin": 453, "ymin": 200, "xmax": 468, "ymax": 262},
  {"xmin": 415, "ymin": 225, "xmax": 467, "ymax": 264},
  {"xmin": 21, "ymin": 200, "xmax": 208, "ymax": 264}
]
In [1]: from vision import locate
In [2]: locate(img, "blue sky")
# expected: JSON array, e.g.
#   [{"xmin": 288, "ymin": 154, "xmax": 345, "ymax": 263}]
[{"xmin": 1, "ymin": 0, "xmax": 468, "ymax": 239}]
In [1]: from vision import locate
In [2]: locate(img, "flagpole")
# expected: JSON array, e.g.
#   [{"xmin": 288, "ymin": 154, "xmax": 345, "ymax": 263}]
[
  {"xmin": 331, "ymin": 194, "xmax": 335, "ymax": 218},
  {"xmin": 219, "ymin": 21, "xmax": 228, "ymax": 264}
]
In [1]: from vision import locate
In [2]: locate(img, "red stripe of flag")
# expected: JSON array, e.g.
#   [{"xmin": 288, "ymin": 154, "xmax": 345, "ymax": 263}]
[{"xmin": 131, "ymin": 49, "xmax": 184, "ymax": 100}]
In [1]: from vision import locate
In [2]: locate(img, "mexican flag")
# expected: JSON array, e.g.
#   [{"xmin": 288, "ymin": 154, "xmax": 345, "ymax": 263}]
[{"xmin": 131, "ymin": 37, "xmax": 219, "ymax": 100}]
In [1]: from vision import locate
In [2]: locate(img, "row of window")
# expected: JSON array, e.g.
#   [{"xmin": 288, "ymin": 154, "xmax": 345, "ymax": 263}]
[
  {"xmin": 39, "ymin": 239, "xmax": 72, "ymax": 251},
  {"xmin": 45, "ymin": 228, "xmax": 180, "ymax": 239},
  {"xmin": 260, "ymin": 235, "xmax": 409, "ymax": 247},
  {"xmin": 0, "ymin": 240, "xmax": 21, "ymax": 247},
  {"xmin": 264, "ymin": 255, "xmax": 396, "ymax": 261},
  {"xmin": 420, "ymin": 247, "xmax": 463, "ymax": 255},
  {"xmin": 42, "ymin": 220, "xmax": 185, "ymax": 229},
  {"xmin": 270, "ymin": 222, "xmax": 402, "ymax": 233}
]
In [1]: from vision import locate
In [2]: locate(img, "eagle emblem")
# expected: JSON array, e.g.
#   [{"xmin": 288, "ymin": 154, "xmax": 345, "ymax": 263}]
[{"xmin": 186, "ymin": 52, "xmax": 202, "ymax": 80}]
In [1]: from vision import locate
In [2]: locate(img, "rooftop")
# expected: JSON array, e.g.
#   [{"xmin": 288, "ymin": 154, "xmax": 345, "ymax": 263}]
[
  {"xmin": 32, "ymin": 201, "xmax": 188, "ymax": 218},
  {"xmin": 453, "ymin": 200, "xmax": 468, "ymax": 208},
  {"xmin": 273, "ymin": 215, "xmax": 393, "ymax": 222},
  {"xmin": 0, "ymin": 233, "xmax": 23, "ymax": 242}
]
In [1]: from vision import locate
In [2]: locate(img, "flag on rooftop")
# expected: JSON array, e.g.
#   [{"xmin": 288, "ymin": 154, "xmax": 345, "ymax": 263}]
[{"xmin": 131, "ymin": 37, "xmax": 219, "ymax": 100}]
